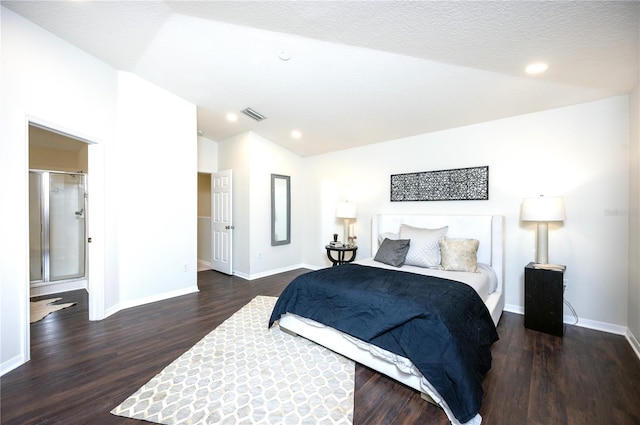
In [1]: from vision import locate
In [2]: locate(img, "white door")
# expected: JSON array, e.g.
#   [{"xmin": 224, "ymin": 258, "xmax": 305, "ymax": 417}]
[{"xmin": 211, "ymin": 170, "xmax": 233, "ymax": 274}]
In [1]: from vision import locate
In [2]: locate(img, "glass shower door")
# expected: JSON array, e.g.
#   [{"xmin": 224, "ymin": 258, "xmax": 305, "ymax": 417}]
[
  {"xmin": 29, "ymin": 171, "xmax": 86, "ymax": 284},
  {"xmin": 49, "ymin": 173, "xmax": 86, "ymax": 281},
  {"xmin": 29, "ymin": 173, "xmax": 43, "ymax": 282}
]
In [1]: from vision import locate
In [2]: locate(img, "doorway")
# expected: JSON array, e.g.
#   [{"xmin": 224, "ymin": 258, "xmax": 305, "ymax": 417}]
[
  {"xmin": 197, "ymin": 170, "xmax": 234, "ymax": 275},
  {"xmin": 28, "ymin": 124, "xmax": 89, "ymax": 297},
  {"xmin": 197, "ymin": 172, "xmax": 212, "ymax": 272}
]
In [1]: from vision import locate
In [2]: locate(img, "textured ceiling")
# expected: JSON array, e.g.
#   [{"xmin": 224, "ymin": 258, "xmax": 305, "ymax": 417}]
[{"xmin": 3, "ymin": 1, "xmax": 639, "ymax": 156}]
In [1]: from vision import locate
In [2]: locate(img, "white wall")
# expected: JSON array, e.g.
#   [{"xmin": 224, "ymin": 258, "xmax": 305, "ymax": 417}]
[
  {"xmin": 301, "ymin": 96, "xmax": 630, "ymax": 329},
  {"xmin": 114, "ymin": 72, "xmax": 198, "ymax": 307},
  {"xmin": 0, "ymin": 8, "xmax": 199, "ymax": 375},
  {"xmin": 197, "ymin": 135, "xmax": 218, "ymax": 173},
  {"xmin": 0, "ymin": 7, "xmax": 117, "ymax": 374}
]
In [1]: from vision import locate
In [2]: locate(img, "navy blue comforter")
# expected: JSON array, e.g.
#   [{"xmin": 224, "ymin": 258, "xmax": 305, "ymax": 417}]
[{"xmin": 268, "ymin": 263, "xmax": 498, "ymax": 423}]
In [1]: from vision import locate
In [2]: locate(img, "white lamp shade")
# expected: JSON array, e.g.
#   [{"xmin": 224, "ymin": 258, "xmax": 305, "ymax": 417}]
[
  {"xmin": 335, "ymin": 202, "xmax": 357, "ymax": 219},
  {"xmin": 521, "ymin": 196, "xmax": 566, "ymax": 222}
]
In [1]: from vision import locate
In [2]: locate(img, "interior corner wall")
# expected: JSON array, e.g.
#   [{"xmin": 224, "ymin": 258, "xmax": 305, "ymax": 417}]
[
  {"xmin": 0, "ymin": 7, "xmax": 118, "ymax": 375},
  {"xmin": 217, "ymin": 132, "xmax": 304, "ymax": 279},
  {"xmin": 115, "ymin": 72, "xmax": 198, "ymax": 305},
  {"xmin": 301, "ymin": 96, "xmax": 630, "ymax": 329},
  {"xmin": 197, "ymin": 135, "xmax": 219, "ymax": 173},
  {"xmin": 247, "ymin": 133, "xmax": 303, "ymax": 277},
  {"xmin": 629, "ymin": 84, "xmax": 640, "ymax": 340}
]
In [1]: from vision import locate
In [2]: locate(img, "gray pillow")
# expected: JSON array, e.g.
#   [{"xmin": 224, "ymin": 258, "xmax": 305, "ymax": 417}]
[{"xmin": 374, "ymin": 238, "xmax": 411, "ymax": 267}]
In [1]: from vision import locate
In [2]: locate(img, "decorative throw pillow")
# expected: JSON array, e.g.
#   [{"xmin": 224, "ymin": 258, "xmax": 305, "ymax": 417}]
[
  {"xmin": 440, "ymin": 239, "xmax": 480, "ymax": 272},
  {"xmin": 399, "ymin": 224, "xmax": 448, "ymax": 268},
  {"xmin": 374, "ymin": 238, "xmax": 411, "ymax": 267}
]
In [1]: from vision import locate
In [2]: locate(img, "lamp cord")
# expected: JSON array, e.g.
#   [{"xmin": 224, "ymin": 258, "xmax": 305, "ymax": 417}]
[{"xmin": 563, "ymin": 297, "xmax": 579, "ymax": 325}]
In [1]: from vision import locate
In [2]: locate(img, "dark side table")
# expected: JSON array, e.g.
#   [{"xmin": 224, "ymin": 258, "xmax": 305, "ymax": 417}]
[
  {"xmin": 524, "ymin": 262, "xmax": 566, "ymax": 336},
  {"xmin": 325, "ymin": 245, "xmax": 357, "ymax": 266}
]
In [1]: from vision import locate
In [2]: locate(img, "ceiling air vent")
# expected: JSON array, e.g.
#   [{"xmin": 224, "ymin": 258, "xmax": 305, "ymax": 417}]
[{"xmin": 241, "ymin": 107, "xmax": 267, "ymax": 122}]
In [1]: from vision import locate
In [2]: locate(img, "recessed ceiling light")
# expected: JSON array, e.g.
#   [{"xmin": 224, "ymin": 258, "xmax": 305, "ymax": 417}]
[
  {"xmin": 226, "ymin": 113, "xmax": 238, "ymax": 122},
  {"xmin": 291, "ymin": 130, "xmax": 302, "ymax": 139},
  {"xmin": 525, "ymin": 62, "xmax": 549, "ymax": 75}
]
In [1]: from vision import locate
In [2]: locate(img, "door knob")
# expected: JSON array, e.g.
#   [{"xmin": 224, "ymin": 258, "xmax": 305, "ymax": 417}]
[{"xmin": 225, "ymin": 225, "xmax": 235, "ymax": 230}]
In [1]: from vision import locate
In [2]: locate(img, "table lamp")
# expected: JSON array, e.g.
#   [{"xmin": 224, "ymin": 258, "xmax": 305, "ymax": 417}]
[
  {"xmin": 521, "ymin": 195, "xmax": 566, "ymax": 264},
  {"xmin": 335, "ymin": 201, "xmax": 357, "ymax": 246}
]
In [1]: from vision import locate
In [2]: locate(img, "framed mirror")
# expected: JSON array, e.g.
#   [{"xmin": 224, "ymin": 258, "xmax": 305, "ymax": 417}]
[{"xmin": 271, "ymin": 174, "xmax": 291, "ymax": 246}]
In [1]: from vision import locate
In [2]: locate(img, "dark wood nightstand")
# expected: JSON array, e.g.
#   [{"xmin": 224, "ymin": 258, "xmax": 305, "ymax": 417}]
[
  {"xmin": 325, "ymin": 245, "xmax": 357, "ymax": 266},
  {"xmin": 524, "ymin": 262, "xmax": 566, "ymax": 336}
]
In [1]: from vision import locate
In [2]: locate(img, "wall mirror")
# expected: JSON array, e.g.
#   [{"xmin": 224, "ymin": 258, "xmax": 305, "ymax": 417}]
[{"xmin": 271, "ymin": 174, "xmax": 291, "ymax": 246}]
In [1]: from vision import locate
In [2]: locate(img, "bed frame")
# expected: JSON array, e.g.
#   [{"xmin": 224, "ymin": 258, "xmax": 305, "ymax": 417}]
[{"xmin": 278, "ymin": 214, "xmax": 505, "ymax": 425}]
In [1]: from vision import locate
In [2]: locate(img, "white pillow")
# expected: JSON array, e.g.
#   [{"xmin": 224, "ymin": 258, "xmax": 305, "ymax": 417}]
[
  {"xmin": 377, "ymin": 232, "xmax": 399, "ymax": 245},
  {"xmin": 399, "ymin": 224, "xmax": 448, "ymax": 268}
]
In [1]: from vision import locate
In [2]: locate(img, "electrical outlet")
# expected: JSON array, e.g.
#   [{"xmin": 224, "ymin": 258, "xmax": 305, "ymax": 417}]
[
  {"xmin": 182, "ymin": 263, "xmax": 188, "ymax": 272},
  {"xmin": 257, "ymin": 251, "xmax": 262, "ymax": 260}
]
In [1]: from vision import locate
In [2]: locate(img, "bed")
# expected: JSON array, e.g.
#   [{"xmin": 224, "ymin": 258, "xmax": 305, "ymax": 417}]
[{"xmin": 269, "ymin": 214, "xmax": 505, "ymax": 425}]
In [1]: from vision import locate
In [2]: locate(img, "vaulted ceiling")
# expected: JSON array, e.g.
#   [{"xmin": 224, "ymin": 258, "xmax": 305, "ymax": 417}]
[{"xmin": 3, "ymin": 1, "xmax": 638, "ymax": 156}]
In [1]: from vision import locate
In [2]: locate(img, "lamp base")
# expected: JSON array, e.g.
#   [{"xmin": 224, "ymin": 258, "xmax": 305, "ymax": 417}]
[
  {"xmin": 343, "ymin": 219, "xmax": 350, "ymax": 248},
  {"xmin": 535, "ymin": 222, "xmax": 549, "ymax": 264}
]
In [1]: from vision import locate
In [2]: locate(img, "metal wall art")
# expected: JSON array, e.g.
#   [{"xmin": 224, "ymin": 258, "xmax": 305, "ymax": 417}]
[{"xmin": 390, "ymin": 166, "xmax": 489, "ymax": 202}]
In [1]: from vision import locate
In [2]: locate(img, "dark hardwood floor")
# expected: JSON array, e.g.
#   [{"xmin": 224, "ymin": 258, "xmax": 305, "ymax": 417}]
[{"xmin": 2, "ymin": 269, "xmax": 640, "ymax": 425}]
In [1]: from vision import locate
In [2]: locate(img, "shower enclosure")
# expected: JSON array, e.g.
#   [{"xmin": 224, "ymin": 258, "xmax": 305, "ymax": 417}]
[{"xmin": 29, "ymin": 171, "xmax": 87, "ymax": 286}]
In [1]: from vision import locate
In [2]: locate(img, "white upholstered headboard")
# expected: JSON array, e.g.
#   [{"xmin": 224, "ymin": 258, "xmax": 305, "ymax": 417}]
[{"xmin": 371, "ymin": 214, "xmax": 505, "ymax": 292}]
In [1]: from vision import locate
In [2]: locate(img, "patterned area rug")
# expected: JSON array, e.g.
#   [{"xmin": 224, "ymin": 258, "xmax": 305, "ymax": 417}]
[
  {"xmin": 111, "ymin": 296, "xmax": 354, "ymax": 424},
  {"xmin": 30, "ymin": 298, "xmax": 76, "ymax": 323}
]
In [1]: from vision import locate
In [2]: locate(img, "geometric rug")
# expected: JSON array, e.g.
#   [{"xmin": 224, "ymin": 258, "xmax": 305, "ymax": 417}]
[
  {"xmin": 30, "ymin": 297, "xmax": 76, "ymax": 323},
  {"xmin": 111, "ymin": 296, "xmax": 354, "ymax": 424}
]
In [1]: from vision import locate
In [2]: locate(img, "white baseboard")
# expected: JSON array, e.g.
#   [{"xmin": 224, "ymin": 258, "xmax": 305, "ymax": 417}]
[
  {"xmin": 30, "ymin": 279, "xmax": 87, "ymax": 297},
  {"xmin": 627, "ymin": 329, "xmax": 640, "ymax": 361},
  {"xmin": 1, "ymin": 353, "xmax": 27, "ymax": 377},
  {"xmin": 504, "ymin": 303, "xmax": 640, "ymax": 361},
  {"xmin": 197, "ymin": 259, "xmax": 211, "ymax": 271},
  {"xmin": 233, "ymin": 263, "xmax": 321, "ymax": 281},
  {"xmin": 503, "ymin": 304, "xmax": 524, "ymax": 316},
  {"xmin": 246, "ymin": 264, "xmax": 303, "ymax": 280},
  {"xmin": 504, "ymin": 303, "xmax": 628, "ymax": 336},
  {"xmin": 105, "ymin": 286, "xmax": 200, "ymax": 318},
  {"xmin": 565, "ymin": 315, "xmax": 628, "ymax": 335},
  {"xmin": 104, "ymin": 303, "xmax": 120, "ymax": 319},
  {"xmin": 299, "ymin": 263, "xmax": 322, "ymax": 272},
  {"xmin": 232, "ymin": 270, "xmax": 249, "ymax": 280}
]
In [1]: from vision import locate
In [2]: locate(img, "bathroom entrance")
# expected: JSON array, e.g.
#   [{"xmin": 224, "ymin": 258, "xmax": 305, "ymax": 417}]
[{"xmin": 28, "ymin": 124, "xmax": 89, "ymax": 296}]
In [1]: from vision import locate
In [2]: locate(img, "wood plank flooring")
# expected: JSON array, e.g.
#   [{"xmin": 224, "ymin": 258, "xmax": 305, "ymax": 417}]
[{"xmin": 2, "ymin": 269, "xmax": 640, "ymax": 424}]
